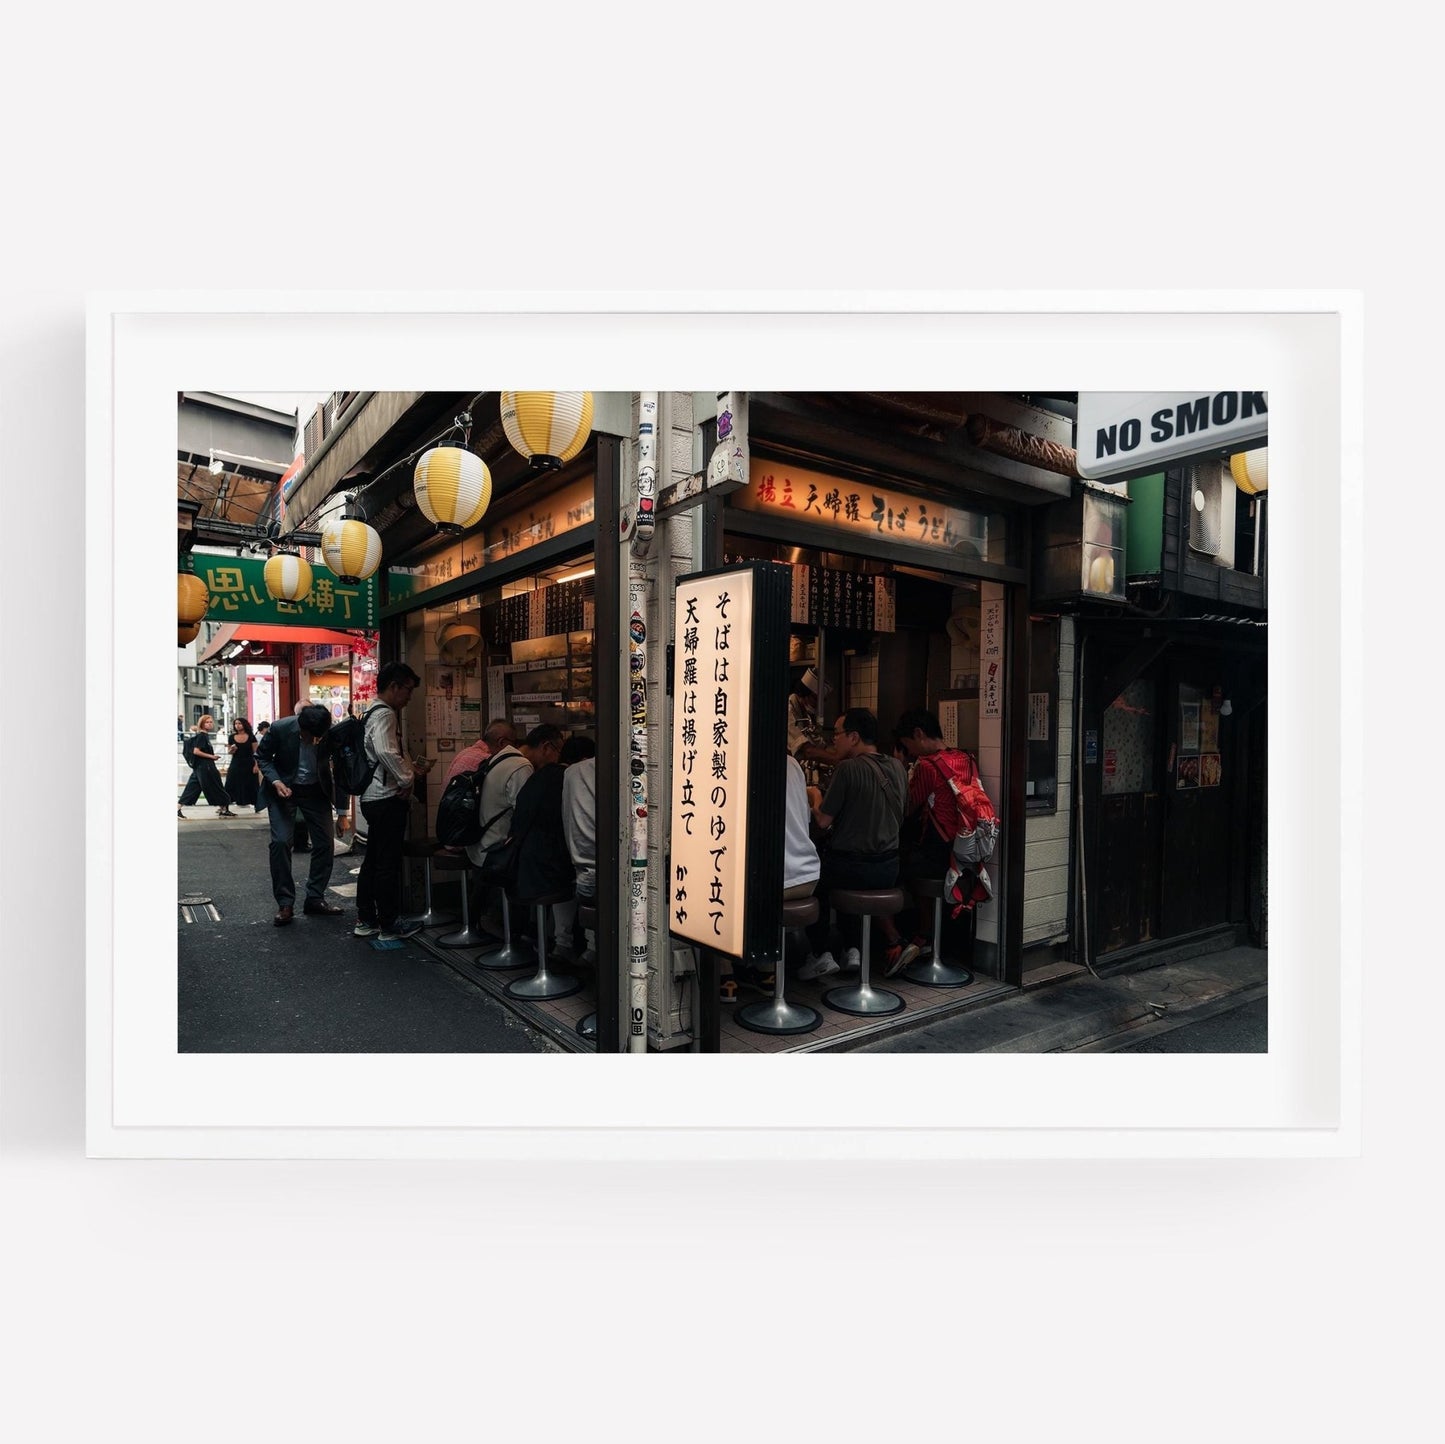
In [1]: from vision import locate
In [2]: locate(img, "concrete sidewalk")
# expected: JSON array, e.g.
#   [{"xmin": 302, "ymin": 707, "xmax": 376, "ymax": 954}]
[{"xmin": 858, "ymin": 946, "xmax": 1267, "ymax": 1053}]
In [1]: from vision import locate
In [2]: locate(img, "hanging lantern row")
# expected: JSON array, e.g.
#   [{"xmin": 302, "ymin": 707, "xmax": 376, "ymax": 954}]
[
  {"xmin": 414, "ymin": 445, "xmax": 493, "ymax": 534},
  {"xmin": 1230, "ymin": 447, "xmax": 1268, "ymax": 496},
  {"xmin": 320, "ymin": 517, "xmax": 383, "ymax": 584},
  {"xmin": 501, "ymin": 390, "xmax": 594, "ymax": 469}
]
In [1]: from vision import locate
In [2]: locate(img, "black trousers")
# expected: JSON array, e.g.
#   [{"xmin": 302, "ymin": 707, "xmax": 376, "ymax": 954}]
[
  {"xmin": 265, "ymin": 784, "xmax": 334, "ymax": 907},
  {"xmin": 180, "ymin": 759, "xmax": 229, "ymax": 808},
  {"xmin": 805, "ymin": 850, "xmax": 901, "ymax": 954},
  {"xmin": 358, "ymin": 796, "xmax": 409, "ymax": 929}
]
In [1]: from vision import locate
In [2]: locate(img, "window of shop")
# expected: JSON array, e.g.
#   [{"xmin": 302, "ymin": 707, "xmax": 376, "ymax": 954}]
[{"xmin": 1026, "ymin": 616, "xmax": 1060, "ymax": 813}]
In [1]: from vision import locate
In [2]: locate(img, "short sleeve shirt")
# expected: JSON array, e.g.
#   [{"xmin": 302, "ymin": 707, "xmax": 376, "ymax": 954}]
[{"xmin": 820, "ymin": 752, "xmax": 907, "ymax": 854}]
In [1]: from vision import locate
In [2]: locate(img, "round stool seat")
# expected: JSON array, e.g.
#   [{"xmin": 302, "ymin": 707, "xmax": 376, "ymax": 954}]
[
  {"xmin": 432, "ymin": 852, "xmax": 470, "ymax": 873},
  {"xmin": 910, "ymin": 876, "xmax": 945, "ymax": 900},
  {"xmin": 404, "ymin": 836, "xmax": 442, "ymax": 858},
  {"xmin": 781, "ymin": 896, "xmax": 820, "ymax": 929},
  {"xmin": 830, "ymin": 887, "xmax": 905, "ymax": 917}
]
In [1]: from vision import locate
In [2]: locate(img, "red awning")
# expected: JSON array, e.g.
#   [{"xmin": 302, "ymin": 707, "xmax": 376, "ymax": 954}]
[{"xmin": 199, "ymin": 623, "xmax": 361, "ymax": 664}]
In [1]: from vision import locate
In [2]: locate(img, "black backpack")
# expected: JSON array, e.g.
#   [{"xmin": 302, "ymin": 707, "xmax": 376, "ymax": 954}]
[
  {"xmin": 182, "ymin": 732, "xmax": 199, "ymax": 765},
  {"xmin": 329, "ymin": 709, "xmax": 381, "ymax": 796},
  {"xmin": 435, "ymin": 755, "xmax": 507, "ymax": 849}
]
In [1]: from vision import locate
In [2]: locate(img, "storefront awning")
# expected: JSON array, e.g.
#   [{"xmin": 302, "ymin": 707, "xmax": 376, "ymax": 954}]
[{"xmin": 200, "ymin": 623, "xmax": 361, "ymax": 664}]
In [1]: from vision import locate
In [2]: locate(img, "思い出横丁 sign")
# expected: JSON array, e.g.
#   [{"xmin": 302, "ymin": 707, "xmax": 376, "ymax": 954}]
[
  {"xmin": 1076, "ymin": 392, "xmax": 1268, "ymax": 481},
  {"xmin": 195, "ymin": 554, "xmax": 378, "ymax": 628}
]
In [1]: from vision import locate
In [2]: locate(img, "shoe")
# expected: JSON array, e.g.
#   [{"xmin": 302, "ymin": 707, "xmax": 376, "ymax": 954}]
[
  {"xmin": 273, "ymin": 905, "xmax": 294, "ymax": 927},
  {"xmin": 219, "ymin": 809, "xmax": 238, "ymax": 818},
  {"xmin": 840, "ymin": 948, "xmax": 861, "ymax": 973},
  {"xmin": 293, "ymin": 845, "xmax": 312, "ymax": 854},
  {"xmin": 897, "ymin": 940, "xmax": 923, "ymax": 970},
  {"xmin": 177, "ymin": 809, "xmax": 186, "ymax": 819},
  {"xmin": 303, "ymin": 900, "xmax": 344, "ymax": 916},
  {"xmin": 353, "ymin": 922, "xmax": 379, "ymax": 938},
  {"xmin": 739, "ymin": 969, "xmax": 775, "ymax": 995},
  {"xmin": 797, "ymin": 951, "xmax": 839, "ymax": 980},
  {"xmin": 720, "ymin": 974, "xmax": 741, "ymax": 1004},
  {"xmin": 909, "ymin": 934, "xmax": 933, "ymax": 959},
  {"xmin": 883, "ymin": 941, "xmax": 917, "ymax": 977},
  {"xmin": 378, "ymin": 918, "xmax": 423, "ymax": 941}
]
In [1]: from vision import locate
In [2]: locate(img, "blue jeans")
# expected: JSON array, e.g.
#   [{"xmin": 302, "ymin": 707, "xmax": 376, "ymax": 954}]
[{"xmin": 266, "ymin": 785, "xmax": 334, "ymax": 907}]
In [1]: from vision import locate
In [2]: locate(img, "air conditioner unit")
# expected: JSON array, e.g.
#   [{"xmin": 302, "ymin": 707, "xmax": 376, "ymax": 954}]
[
  {"xmin": 303, "ymin": 404, "xmax": 325, "ymax": 461},
  {"xmin": 1186, "ymin": 461, "xmax": 1236, "ymax": 568}
]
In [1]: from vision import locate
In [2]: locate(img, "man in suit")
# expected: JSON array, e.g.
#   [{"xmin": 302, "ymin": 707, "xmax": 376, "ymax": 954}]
[{"xmin": 256, "ymin": 702, "xmax": 345, "ymax": 926}]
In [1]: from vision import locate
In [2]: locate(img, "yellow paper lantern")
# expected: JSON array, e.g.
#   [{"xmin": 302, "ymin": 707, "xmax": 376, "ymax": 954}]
[
  {"xmin": 413, "ymin": 446, "xmax": 492, "ymax": 534},
  {"xmin": 178, "ymin": 571, "xmax": 209, "ymax": 626},
  {"xmin": 178, "ymin": 621, "xmax": 200, "ymax": 645},
  {"xmin": 500, "ymin": 391, "xmax": 594, "ymax": 468},
  {"xmin": 321, "ymin": 518, "xmax": 383, "ymax": 584},
  {"xmin": 264, "ymin": 551, "xmax": 313, "ymax": 603},
  {"xmin": 1230, "ymin": 448, "xmax": 1268, "ymax": 496}
]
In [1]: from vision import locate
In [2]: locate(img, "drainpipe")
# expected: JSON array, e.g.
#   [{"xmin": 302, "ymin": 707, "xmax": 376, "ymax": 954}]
[{"xmin": 625, "ymin": 393, "xmax": 659, "ymax": 1053}]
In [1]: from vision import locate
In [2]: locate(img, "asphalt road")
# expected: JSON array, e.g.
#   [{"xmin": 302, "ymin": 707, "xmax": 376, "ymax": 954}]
[
  {"xmin": 178, "ymin": 810, "xmax": 552, "ymax": 1053},
  {"xmin": 1109, "ymin": 995, "xmax": 1267, "ymax": 1052}
]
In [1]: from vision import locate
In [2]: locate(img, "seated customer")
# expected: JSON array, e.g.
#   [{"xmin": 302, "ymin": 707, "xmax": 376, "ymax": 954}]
[
  {"xmin": 507, "ymin": 725, "xmax": 571, "ymax": 944},
  {"xmin": 560, "ymin": 735, "xmax": 598, "ymax": 958},
  {"xmin": 798, "ymin": 707, "xmax": 909, "ymax": 979}
]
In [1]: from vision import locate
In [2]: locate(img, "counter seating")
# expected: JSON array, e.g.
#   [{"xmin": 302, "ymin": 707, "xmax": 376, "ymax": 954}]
[
  {"xmin": 506, "ymin": 884, "xmax": 582, "ymax": 1002},
  {"xmin": 901, "ymin": 877, "xmax": 974, "ymax": 989},
  {"xmin": 738, "ymin": 895, "xmax": 823, "ymax": 1036},
  {"xmin": 404, "ymin": 836, "xmax": 457, "ymax": 930},
  {"xmin": 823, "ymin": 887, "xmax": 907, "ymax": 1018}
]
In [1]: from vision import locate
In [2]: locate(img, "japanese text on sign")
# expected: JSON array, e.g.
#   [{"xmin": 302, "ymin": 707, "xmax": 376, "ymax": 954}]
[
  {"xmin": 982, "ymin": 598, "xmax": 1004, "ymax": 720},
  {"xmin": 670, "ymin": 570, "xmax": 756, "ymax": 959},
  {"xmin": 200, "ymin": 555, "xmax": 377, "ymax": 627}
]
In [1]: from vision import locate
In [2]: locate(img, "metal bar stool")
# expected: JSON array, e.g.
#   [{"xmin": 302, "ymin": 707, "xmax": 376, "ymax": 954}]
[
  {"xmin": 435, "ymin": 853, "xmax": 487, "ymax": 948},
  {"xmin": 823, "ymin": 887, "xmax": 907, "ymax": 1017},
  {"xmin": 405, "ymin": 837, "xmax": 458, "ymax": 930},
  {"xmin": 901, "ymin": 877, "xmax": 974, "ymax": 988},
  {"xmin": 738, "ymin": 895, "xmax": 823, "ymax": 1036},
  {"xmin": 575, "ymin": 901, "xmax": 599, "ymax": 1040},
  {"xmin": 506, "ymin": 886, "xmax": 582, "ymax": 1001},
  {"xmin": 474, "ymin": 891, "xmax": 536, "ymax": 971}
]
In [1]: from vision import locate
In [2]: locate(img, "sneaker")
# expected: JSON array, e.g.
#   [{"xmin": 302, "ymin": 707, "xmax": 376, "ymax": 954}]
[
  {"xmin": 908, "ymin": 934, "xmax": 933, "ymax": 959},
  {"xmin": 797, "ymin": 951, "xmax": 839, "ymax": 981},
  {"xmin": 840, "ymin": 948, "xmax": 861, "ymax": 973},
  {"xmin": 720, "ymin": 974, "xmax": 742, "ymax": 1004},
  {"xmin": 740, "ymin": 969, "xmax": 775, "ymax": 995},
  {"xmin": 883, "ymin": 941, "xmax": 918, "ymax": 978},
  {"xmin": 352, "ymin": 922, "xmax": 379, "ymax": 938},
  {"xmin": 378, "ymin": 918, "xmax": 423, "ymax": 941}
]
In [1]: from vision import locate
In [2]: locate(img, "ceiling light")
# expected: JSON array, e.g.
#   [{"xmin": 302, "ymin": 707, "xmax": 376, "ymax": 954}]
[{"xmin": 554, "ymin": 566, "xmax": 595, "ymax": 584}]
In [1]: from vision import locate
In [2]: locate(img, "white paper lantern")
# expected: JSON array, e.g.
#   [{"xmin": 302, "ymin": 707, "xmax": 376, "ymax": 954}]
[
  {"xmin": 1230, "ymin": 448, "xmax": 1268, "ymax": 495},
  {"xmin": 321, "ymin": 518, "xmax": 383, "ymax": 584},
  {"xmin": 413, "ymin": 446, "xmax": 492, "ymax": 533},
  {"xmin": 264, "ymin": 551, "xmax": 313, "ymax": 603},
  {"xmin": 500, "ymin": 391, "xmax": 594, "ymax": 468}
]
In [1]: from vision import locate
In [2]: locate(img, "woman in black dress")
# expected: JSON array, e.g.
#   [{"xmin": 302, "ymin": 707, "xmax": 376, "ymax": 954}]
[{"xmin": 224, "ymin": 718, "xmax": 261, "ymax": 811}]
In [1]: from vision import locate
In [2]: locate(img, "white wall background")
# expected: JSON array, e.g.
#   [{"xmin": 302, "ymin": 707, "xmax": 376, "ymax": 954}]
[{"xmin": 0, "ymin": 9, "xmax": 1431, "ymax": 1443}]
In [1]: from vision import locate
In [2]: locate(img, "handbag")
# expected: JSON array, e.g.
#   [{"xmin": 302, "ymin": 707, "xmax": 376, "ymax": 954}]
[{"xmin": 475, "ymin": 833, "xmax": 520, "ymax": 889}]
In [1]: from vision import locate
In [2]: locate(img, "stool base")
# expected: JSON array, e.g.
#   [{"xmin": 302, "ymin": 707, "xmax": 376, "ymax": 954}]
[
  {"xmin": 507, "ymin": 970, "xmax": 582, "ymax": 1002},
  {"xmin": 415, "ymin": 906, "xmax": 458, "ymax": 929},
  {"xmin": 824, "ymin": 982, "xmax": 905, "ymax": 1017},
  {"xmin": 737, "ymin": 997, "xmax": 822, "ymax": 1036},
  {"xmin": 901, "ymin": 957, "xmax": 973, "ymax": 988},
  {"xmin": 474, "ymin": 939, "xmax": 535, "ymax": 970},
  {"xmin": 437, "ymin": 925, "xmax": 489, "ymax": 948},
  {"xmin": 576, "ymin": 1012, "xmax": 597, "ymax": 1041}
]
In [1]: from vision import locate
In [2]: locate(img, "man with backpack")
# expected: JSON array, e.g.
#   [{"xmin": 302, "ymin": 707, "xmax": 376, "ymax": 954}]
[
  {"xmin": 353, "ymin": 662, "xmax": 434, "ymax": 941},
  {"xmin": 891, "ymin": 707, "xmax": 995, "ymax": 959}
]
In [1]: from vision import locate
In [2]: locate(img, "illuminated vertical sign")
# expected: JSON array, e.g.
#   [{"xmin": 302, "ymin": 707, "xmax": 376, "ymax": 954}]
[{"xmin": 669, "ymin": 563, "xmax": 788, "ymax": 966}]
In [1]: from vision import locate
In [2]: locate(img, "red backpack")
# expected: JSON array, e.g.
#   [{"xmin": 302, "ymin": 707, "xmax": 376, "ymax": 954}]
[{"xmin": 929, "ymin": 750, "xmax": 999, "ymax": 916}]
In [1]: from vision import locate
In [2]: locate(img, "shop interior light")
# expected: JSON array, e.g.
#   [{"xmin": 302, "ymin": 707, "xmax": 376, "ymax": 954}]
[
  {"xmin": 413, "ymin": 445, "xmax": 492, "ymax": 534},
  {"xmin": 500, "ymin": 391, "xmax": 594, "ymax": 470},
  {"xmin": 553, "ymin": 566, "xmax": 595, "ymax": 584}
]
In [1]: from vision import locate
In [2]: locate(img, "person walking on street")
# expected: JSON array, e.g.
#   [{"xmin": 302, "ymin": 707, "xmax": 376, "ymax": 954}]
[
  {"xmin": 179, "ymin": 715, "xmax": 235, "ymax": 817},
  {"xmin": 354, "ymin": 662, "xmax": 434, "ymax": 941},
  {"xmin": 255, "ymin": 703, "xmax": 345, "ymax": 926},
  {"xmin": 224, "ymin": 717, "xmax": 261, "ymax": 810}
]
